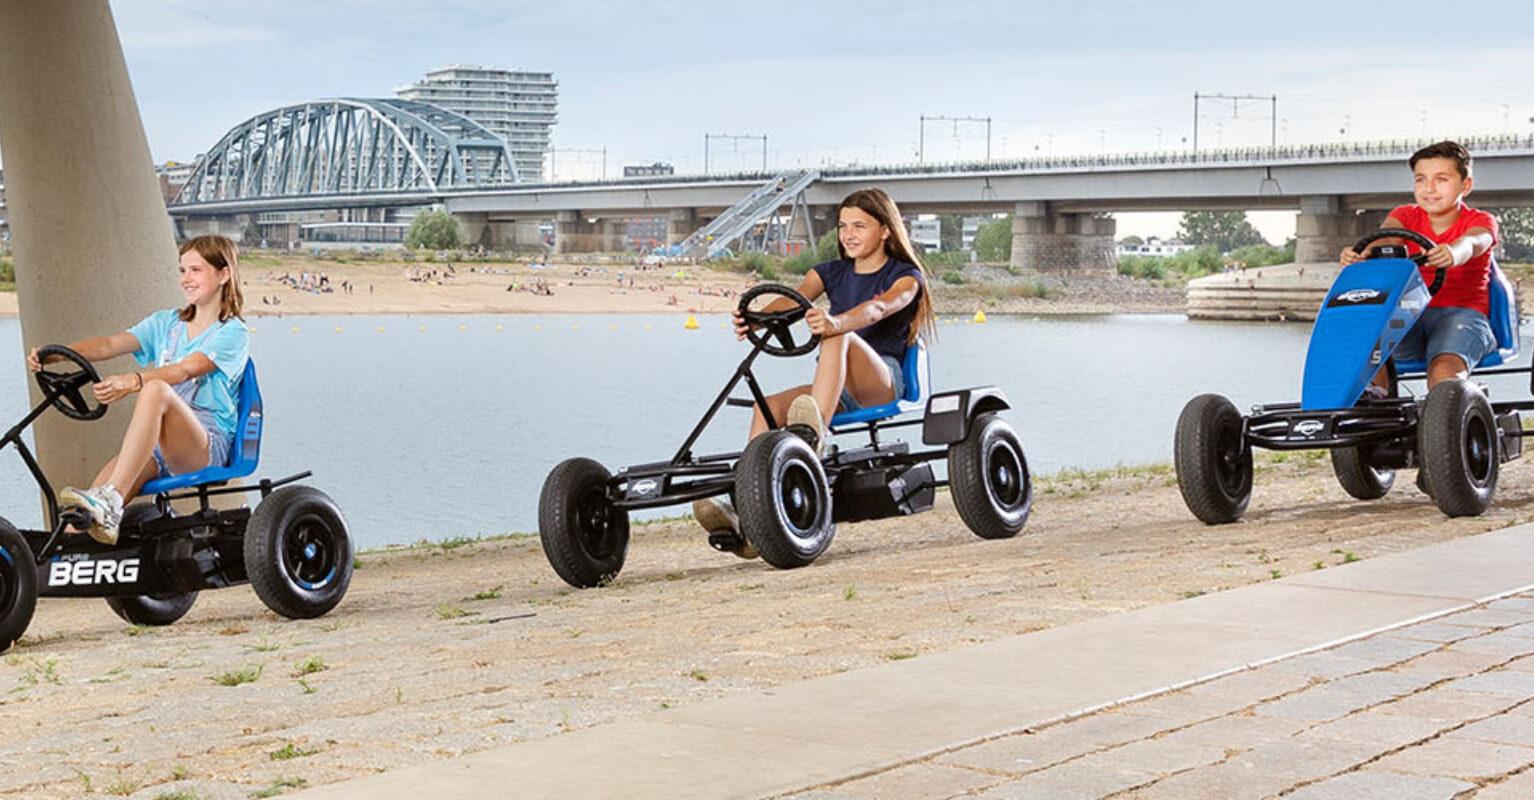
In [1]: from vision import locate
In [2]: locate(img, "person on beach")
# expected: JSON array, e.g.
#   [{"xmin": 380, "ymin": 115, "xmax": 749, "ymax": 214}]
[
  {"xmin": 28, "ymin": 235, "xmax": 250, "ymax": 544},
  {"xmin": 1339, "ymin": 141, "xmax": 1500, "ymax": 393},
  {"xmin": 693, "ymin": 188, "xmax": 935, "ymax": 556}
]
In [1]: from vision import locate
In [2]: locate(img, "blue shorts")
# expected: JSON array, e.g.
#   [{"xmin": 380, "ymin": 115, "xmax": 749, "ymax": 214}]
[
  {"xmin": 838, "ymin": 354, "xmax": 905, "ymax": 412},
  {"xmin": 1395, "ymin": 306, "xmax": 1497, "ymax": 372},
  {"xmin": 152, "ymin": 409, "xmax": 232, "ymax": 478}
]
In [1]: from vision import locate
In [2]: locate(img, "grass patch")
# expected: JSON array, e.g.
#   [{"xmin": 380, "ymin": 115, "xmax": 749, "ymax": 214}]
[
  {"xmin": 154, "ymin": 791, "xmax": 200, "ymax": 800},
  {"xmin": 249, "ymin": 776, "xmax": 307, "ymax": 798},
  {"xmin": 885, "ymin": 650, "xmax": 919, "ymax": 661},
  {"xmin": 463, "ymin": 584, "xmax": 505, "ymax": 602},
  {"xmin": 292, "ymin": 655, "xmax": 327, "ymax": 677},
  {"xmin": 269, "ymin": 741, "xmax": 320, "ymax": 761},
  {"xmin": 843, "ymin": 585, "xmax": 858, "ymax": 601},
  {"xmin": 687, "ymin": 669, "xmax": 709, "ymax": 682},
  {"xmin": 434, "ymin": 604, "xmax": 476, "ymax": 620},
  {"xmin": 209, "ymin": 665, "xmax": 262, "ymax": 687}
]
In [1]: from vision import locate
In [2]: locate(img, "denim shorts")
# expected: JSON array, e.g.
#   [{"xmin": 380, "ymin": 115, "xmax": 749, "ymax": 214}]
[
  {"xmin": 152, "ymin": 409, "xmax": 232, "ymax": 478},
  {"xmin": 838, "ymin": 354, "xmax": 905, "ymax": 411},
  {"xmin": 1395, "ymin": 306, "xmax": 1498, "ymax": 371}
]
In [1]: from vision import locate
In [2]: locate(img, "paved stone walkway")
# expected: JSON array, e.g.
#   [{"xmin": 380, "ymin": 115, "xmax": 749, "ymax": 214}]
[{"xmin": 787, "ymin": 595, "xmax": 1534, "ymax": 800}]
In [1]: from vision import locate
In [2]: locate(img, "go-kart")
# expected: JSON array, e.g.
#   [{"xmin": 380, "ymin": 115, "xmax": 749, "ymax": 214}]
[
  {"xmin": 0, "ymin": 345, "xmax": 353, "ymax": 652},
  {"xmin": 537, "ymin": 284, "xmax": 1032, "ymax": 588},
  {"xmin": 1175, "ymin": 229, "xmax": 1528, "ymax": 523}
]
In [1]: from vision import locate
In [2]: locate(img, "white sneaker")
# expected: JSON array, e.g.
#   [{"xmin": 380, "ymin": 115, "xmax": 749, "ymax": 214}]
[
  {"xmin": 58, "ymin": 485, "xmax": 123, "ymax": 545},
  {"xmin": 693, "ymin": 496, "xmax": 756, "ymax": 559},
  {"xmin": 787, "ymin": 394, "xmax": 825, "ymax": 456}
]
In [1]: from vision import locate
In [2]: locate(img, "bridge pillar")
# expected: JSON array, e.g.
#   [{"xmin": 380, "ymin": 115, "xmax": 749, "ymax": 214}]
[
  {"xmin": 1009, "ymin": 202, "xmax": 1115, "ymax": 273},
  {"xmin": 553, "ymin": 212, "xmax": 627, "ymax": 253},
  {"xmin": 1295, "ymin": 196, "xmax": 1385, "ymax": 263},
  {"xmin": 667, "ymin": 208, "xmax": 701, "ymax": 246},
  {"xmin": 0, "ymin": 0, "xmax": 182, "ymax": 495}
]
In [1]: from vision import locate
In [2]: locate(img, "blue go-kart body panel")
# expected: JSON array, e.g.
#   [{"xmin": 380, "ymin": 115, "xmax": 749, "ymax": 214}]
[
  {"xmin": 829, "ymin": 343, "xmax": 929, "ymax": 427},
  {"xmin": 139, "ymin": 359, "xmax": 263, "ymax": 494},
  {"xmin": 1300, "ymin": 258, "xmax": 1520, "ymax": 412}
]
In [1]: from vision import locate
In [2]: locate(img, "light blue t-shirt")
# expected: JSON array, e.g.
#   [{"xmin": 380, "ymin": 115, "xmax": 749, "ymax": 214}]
[{"xmin": 128, "ymin": 309, "xmax": 250, "ymax": 439}]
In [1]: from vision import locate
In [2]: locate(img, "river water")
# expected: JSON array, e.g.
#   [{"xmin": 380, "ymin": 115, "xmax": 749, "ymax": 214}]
[{"xmin": 0, "ymin": 313, "xmax": 1523, "ymax": 548}]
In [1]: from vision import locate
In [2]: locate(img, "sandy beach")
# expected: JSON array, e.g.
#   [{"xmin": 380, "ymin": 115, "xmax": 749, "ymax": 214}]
[
  {"xmin": 0, "ymin": 255, "xmax": 1188, "ymax": 319},
  {"xmin": 1, "ymin": 454, "xmax": 1529, "ymax": 798}
]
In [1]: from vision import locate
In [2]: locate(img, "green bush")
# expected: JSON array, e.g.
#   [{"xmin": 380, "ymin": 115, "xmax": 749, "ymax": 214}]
[
  {"xmin": 974, "ymin": 217, "xmax": 1012, "ymax": 263},
  {"xmin": 1226, "ymin": 243, "xmax": 1294, "ymax": 268},
  {"xmin": 924, "ymin": 250, "xmax": 970, "ymax": 268},
  {"xmin": 941, "ymin": 269, "xmax": 966, "ymax": 285},
  {"xmin": 1164, "ymin": 245, "xmax": 1223, "ymax": 277},
  {"xmin": 0, "ymin": 255, "xmax": 13, "ymax": 284},
  {"xmin": 406, "ymin": 209, "xmax": 462, "ymax": 251}
]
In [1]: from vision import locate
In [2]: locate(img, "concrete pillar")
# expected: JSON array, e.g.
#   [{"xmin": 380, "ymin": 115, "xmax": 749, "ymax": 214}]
[
  {"xmin": 485, "ymin": 219, "xmax": 547, "ymax": 252},
  {"xmin": 0, "ymin": 1, "xmax": 181, "ymax": 493},
  {"xmin": 457, "ymin": 212, "xmax": 490, "ymax": 249},
  {"xmin": 1009, "ymin": 202, "xmax": 1116, "ymax": 273},
  {"xmin": 666, "ymin": 208, "xmax": 700, "ymax": 246},
  {"xmin": 1295, "ymin": 196, "xmax": 1382, "ymax": 263},
  {"xmin": 553, "ymin": 210, "xmax": 601, "ymax": 254}
]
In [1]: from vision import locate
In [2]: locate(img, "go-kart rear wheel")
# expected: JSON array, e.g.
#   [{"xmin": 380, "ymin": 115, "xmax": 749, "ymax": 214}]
[
  {"xmin": 1330, "ymin": 447, "xmax": 1395, "ymax": 500},
  {"xmin": 948, "ymin": 413, "xmax": 1032, "ymax": 539},
  {"xmin": 1419, "ymin": 380, "xmax": 1498, "ymax": 517},
  {"xmin": 0, "ymin": 518, "xmax": 37, "ymax": 653},
  {"xmin": 105, "ymin": 504, "xmax": 199, "ymax": 626},
  {"xmin": 539, "ymin": 458, "xmax": 630, "ymax": 588},
  {"xmin": 736, "ymin": 430, "xmax": 834, "ymax": 569},
  {"xmin": 1174, "ymin": 394, "xmax": 1253, "ymax": 524},
  {"xmin": 245, "ymin": 486, "xmax": 353, "ymax": 619}
]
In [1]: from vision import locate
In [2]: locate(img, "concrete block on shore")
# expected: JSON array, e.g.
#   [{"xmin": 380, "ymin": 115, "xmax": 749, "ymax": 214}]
[{"xmin": 1185, "ymin": 262, "xmax": 1339, "ymax": 322}]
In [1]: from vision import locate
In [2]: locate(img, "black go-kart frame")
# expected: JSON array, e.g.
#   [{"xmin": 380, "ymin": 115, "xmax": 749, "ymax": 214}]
[
  {"xmin": 0, "ymin": 345, "xmax": 353, "ymax": 652},
  {"xmin": 538, "ymin": 284, "xmax": 1033, "ymax": 588},
  {"xmin": 1175, "ymin": 229, "xmax": 1532, "ymax": 524}
]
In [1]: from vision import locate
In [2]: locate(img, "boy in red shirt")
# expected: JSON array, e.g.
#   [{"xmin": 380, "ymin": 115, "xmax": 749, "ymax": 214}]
[{"xmin": 1340, "ymin": 140, "xmax": 1500, "ymax": 391}]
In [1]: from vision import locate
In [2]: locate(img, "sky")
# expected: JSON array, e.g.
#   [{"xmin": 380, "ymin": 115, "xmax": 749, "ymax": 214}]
[{"xmin": 34, "ymin": 1, "xmax": 1534, "ymax": 241}]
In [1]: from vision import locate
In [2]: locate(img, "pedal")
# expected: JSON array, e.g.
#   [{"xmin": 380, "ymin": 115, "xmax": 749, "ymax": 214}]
[
  {"xmin": 707, "ymin": 531, "xmax": 746, "ymax": 554},
  {"xmin": 59, "ymin": 507, "xmax": 92, "ymax": 531},
  {"xmin": 785, "ymin": 422, "xmax": 821, "ymax": 451}
]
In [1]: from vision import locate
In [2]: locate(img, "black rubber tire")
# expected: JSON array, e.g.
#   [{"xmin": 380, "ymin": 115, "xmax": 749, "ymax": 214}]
[
  {"xmin": 245, "ymin": 486, "xmax": 353, "ymax": 619},
  {"xmin": 735, "ymin": 430, "xmax": 834, "ymax": 569},
  {"xmin": 1419, "ymin": 380, "xmax": 1498, "ymax": 517},
  {"xmin": 0, "ymin": 517, "xmax": 37, "ymax": 654},
  {"xmin": 1174, "ymin": 394, "xmax": 1253, "ymax": 525},
  {"xmin": 948, "ymin": 413, "xmax": 1032, "ymax": 539},
  {"xmin": 105, "ymin": 504, "xmax": 199, "ymax": 626},
  {"xmin": 1330, "ymin": 447, "xmax": 1395, "ymax": 500},
  {"xmin": 538, "ymin": 458, "xmax": 630, "ymax": 588}
]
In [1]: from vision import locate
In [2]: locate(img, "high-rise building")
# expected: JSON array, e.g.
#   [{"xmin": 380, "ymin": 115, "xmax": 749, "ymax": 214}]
[{"xmin": 396, "ymin": 65, "xmax": 557, "ymax": 183}]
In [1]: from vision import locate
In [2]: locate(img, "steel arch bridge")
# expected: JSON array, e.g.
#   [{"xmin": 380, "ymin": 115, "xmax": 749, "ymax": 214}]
[{"xmin": 173, "ymin": 98, "xmax": 518, "ymax": 209}]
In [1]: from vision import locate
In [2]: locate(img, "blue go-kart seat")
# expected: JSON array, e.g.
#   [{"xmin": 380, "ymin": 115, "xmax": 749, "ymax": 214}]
[
  {"xmin": 830, "ymin": 343, "xmax": 930, "ymax": 427},
  {"xmin": 1394, "ymin": 259, "xmax": 1519, "ymax": 373},
  {"xmin": 140, "ymin": 359, "xmax": 263, "ymax": 495}
]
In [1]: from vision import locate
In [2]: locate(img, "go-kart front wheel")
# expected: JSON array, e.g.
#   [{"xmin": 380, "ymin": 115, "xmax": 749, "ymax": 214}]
[
  {"xmin": 539, "ymin": 458, "xmax": 630, "ymax": 588},
  {"xmin": 1330, "ymin": 447, "xmax": 1395, "ymax": 501},
  {"xmin": 736, "ymin": 430, "xmax": 834, "ymax": 569},
  {"xmin": 1174, "ymin": 394, "xmax": 1253, "ymax": 525},
  {"xmin": 1419, "ymin": 380, "xmax": 1498, "ymax": 517},
  {"xmin": 0, "ymin": 518, "xmax": 37, "ymax": 653},
  {"xmin": 105, "ymin": 504, "xmax": 199, "ymax": 626},
  {"xmin": 245, "ymin": 486, "xmax": 354, "ymax": 619},
  {"xmin": 948, "ymin": 413, "xmax": 1032, "ymax": 539}
]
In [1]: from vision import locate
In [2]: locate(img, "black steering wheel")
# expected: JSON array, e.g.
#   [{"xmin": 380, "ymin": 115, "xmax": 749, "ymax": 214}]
[
  {"xmin": 34, "ymin": 345, "xmax": 107, "ymax": 421},
  {"xmin": 736, "ymin": 284, "xmax": 821, "ymax": 358},
  {"xmin": 1350, "ymin": 228, "xmax": 1446, "ymax": 294}
]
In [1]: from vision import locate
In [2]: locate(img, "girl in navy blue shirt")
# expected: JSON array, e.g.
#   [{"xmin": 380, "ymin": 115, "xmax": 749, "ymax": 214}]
[{"xmin": 695, "ymin": 188, "xmax": 935, "ymax": 554}]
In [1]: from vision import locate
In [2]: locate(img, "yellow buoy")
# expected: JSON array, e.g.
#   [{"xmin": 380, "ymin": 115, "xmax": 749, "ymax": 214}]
[
  {"xmin": 377, "ymin": 326, "xmax": 387, "ymax": 332},
  {"xmin": 609, "ymin": 323, "xmax": 620, "ymax": 331},
  {"xmin": 533, "ymin": 323, "xmax": 542, "ymax": 332},
  {"xmin": 418, "ymin": 325, "xmax": 428, "ymax": 332},
  {"xmin": 333, "ymin": 326, "xmax": 344, "ymax": 333},
  {"xmin": 290, "ymin": 325, "xmax": 300, "ymax": 334},
  {"xmin": 973, "ymin": 309, "xmax": 988, "ymax": 324},
  {"xmin": 494, "ymin": 323, "xmax": 504, "ymax": 332},
  {"xmin": 248, "ymin": 326, "xmax": 258, "ymax": 334},
  {"xmin": 571, "ymin": 323, "xmax": 580, "ymax": 332},
  {"xmin": 683, "ymin": 315, "xmax": 700, "ymax": 330},
  {"xmin": 458, "ymin": 324, "xmax": 469, "ymax": 332},
  {"xmin": 642, "ymin": 322, "xmax": 653, "ymax": 331}
]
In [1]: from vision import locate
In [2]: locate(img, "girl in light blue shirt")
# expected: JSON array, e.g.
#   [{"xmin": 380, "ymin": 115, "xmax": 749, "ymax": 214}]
[{"xmin": 27, "ymin": 235, "xmax": 249, "ymax": 544}]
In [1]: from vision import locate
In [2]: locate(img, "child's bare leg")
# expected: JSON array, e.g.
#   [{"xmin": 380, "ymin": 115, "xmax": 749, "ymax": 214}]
[
  {"xmin": 1426, "ymin": 354, "xmax": 1469, "ymax": 389},
  {"xmin": 103, "ymin": 380, "xmax": 209, "ymax": 495},
  {"xmin": 840, "ymin": 336, "xmax": 897, "ymax": 411},
  {"xmin": 749, "ymin": 385, "xmax": 811, "ymax": 439},
  {"xmin": 91, "ymin": 456, "xmax": 159, "ymax": 505}
]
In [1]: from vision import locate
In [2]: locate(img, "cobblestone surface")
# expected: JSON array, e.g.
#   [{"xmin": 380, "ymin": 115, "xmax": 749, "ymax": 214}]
[{"xmin": 787, "ymin": 593, "xmax": 1534, "ymax": 799}]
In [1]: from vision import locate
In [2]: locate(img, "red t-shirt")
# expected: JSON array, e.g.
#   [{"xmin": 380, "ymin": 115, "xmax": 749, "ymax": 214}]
[{"xmin": 1388, "ymin": 203, "xmax": 1500, "ymax": 315}]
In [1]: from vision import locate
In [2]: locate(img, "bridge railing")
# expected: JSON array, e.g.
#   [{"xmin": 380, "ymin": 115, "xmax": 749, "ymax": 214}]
[{"xmin": 481, "ymin": 133, "xmax": 1534, "ymax": 194}]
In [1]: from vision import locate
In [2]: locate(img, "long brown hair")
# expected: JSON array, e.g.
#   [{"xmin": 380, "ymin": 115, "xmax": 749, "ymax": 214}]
[
  {"xmin": 177, "ymin": 235, "xmax": 244, "ymax": 323},
  {"xmin": 836, "ymin": 188, "xmax": 936, "ymax": 345}
]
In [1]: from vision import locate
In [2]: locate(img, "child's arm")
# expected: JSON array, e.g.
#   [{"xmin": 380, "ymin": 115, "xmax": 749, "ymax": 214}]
[
  {"xmin": 1424, "ymin": 228, "xmax": 1494, "ymax": 269},
  {"xmin": 26, "ymin": 332, "xmax": 140, "ymax": 372},
  {"xmin": 733, "ymin": 271, "xmax": 827, "ymax": 340},
  {"xmin": 91, "ymin": 352, "xmax": 217, "ymax": 405},
  {"xmin": 806, "ymin": 276, "xmax": 920, "ymax": 337}
]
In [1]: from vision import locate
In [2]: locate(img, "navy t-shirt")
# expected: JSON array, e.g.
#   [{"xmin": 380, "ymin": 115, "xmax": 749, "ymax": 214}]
[{"xmin": 810, "ymin": 258, "xmax": 925, "ymax": 360}]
